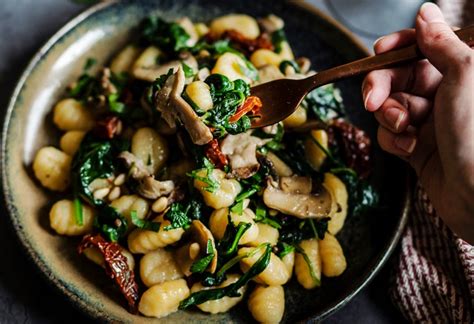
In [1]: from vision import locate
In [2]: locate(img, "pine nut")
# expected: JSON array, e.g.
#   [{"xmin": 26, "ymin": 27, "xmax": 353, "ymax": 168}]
[
  {"xmin": 108, "ymin": 186, "xmax": 121, "ymax": 201},
  {"xmin": 152, "ymin": 196, "xmax": 168, "ymax": 213},
  {"xmin": 113, "ymin": 173, "xmax": 126, "ymax": 186},
  {"xmin": 88, "ymin": 178, "xmax": 109, "ymax": 191},
  {"xmin": 93, "ymin": 187, "xmax": 110, "ymax": 200}
]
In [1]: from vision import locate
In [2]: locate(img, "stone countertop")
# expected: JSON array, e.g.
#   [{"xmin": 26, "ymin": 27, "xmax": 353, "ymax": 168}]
[{"xmin": 0, "ymin": 1, "xmax": 420, "ymax": 322}]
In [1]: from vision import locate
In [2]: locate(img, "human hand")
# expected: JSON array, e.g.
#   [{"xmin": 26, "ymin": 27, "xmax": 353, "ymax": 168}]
[{"xmin": 362, "ymin": 3, "xmax": 474, "ymax": 243}]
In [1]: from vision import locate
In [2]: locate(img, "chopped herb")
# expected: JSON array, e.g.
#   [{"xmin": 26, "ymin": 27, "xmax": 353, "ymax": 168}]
[
  {"xmin": 254, "ymin": 201, "xmax": 281, "ymax": 229},
  {"xmin": 108, "ymin": 93, "xmax": 126, "ymax": 114},
  {"xmin": 131, "ymin": 210, "xmax": 160, "ymax": 232},
  {"xmin": 73, "ymin": 197, "xmax": 84, "ymax": 226},
  {"xmin": 163, "ymin": 202, "xmax": 192, "ymax": 230},
  {"xmin": 190, "ymin": 239, "xmax": 215, "ymax": 274},
  {"xmin": 219, "ymin": 221, "xmax": 251, "ymax": 257},
  {"xmin": 181, "ymin": 62, "xmax": 195, "ymax": 78},
  {"xmin": 187, "ymin": 158, "xmax": 220, "ymax": 193},
  {"xmin": 276, "ymin": 242, "xmax": 295, "ymax": 259},
  {"xmin": 179, "ymin": 244, "xmax": 271, "ymax": 309},
  {"xmin": 93, "ymin": 205, "xmax": 128, "ymax": 242}
]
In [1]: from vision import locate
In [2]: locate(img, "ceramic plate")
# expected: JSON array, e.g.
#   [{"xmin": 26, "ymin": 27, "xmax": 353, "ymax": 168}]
[{"xmin": 1, "ymin": 0, "xmax": 410, "ymax": 322}]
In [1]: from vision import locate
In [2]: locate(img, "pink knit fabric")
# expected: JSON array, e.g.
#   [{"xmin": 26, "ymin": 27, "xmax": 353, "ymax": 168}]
[{"xmin": 390, "ymin": 184, "xmax": 474, "ymax": 323}]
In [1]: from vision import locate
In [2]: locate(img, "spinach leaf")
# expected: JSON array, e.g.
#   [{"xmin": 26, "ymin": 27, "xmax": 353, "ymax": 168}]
[
  {"xmin": 279, "ymin": 216, "xmax": 329, "ymax": 243},
  {"xmin": 181, "ymin": 62, "xmax": 195, "ymax": 78},
  {"xmin": 163, "ymin": 202, "xmax": 192, "ymax": 231},
  {"xmin": 305, "ymin": 84, "xmax": 345, "ymax": 121},
  {"xmin": 254, "ymin": 201, "xmax": 281, "ymax": 229},
  {"xmin": 219, "ymin": 221, "xmax": 251, "ymax": 257},
  {"xmin": 187, "ymin": 158, "xmax": 220, "ymax": 193},
  {"xmin": 131, "ymin": 210, "xmax": 160, "ymax": 232},
  {"xmin": 93, "ymin": 205, "xmax": 128, "ymax": 242},
  {"xmin": 276, "ymin": 241, "xmax": 295, "ymax": 258},
  {"xmin": 336, "ymin": 172, "xmax": 379, "ymax": 217},
  {"xmin": 200, "ymin": 74, "xmax": 253, "ymax": 137},
  {"xmin": 271, "ymin": 29, "xmax": 287, "ymax": 53},
  {"xmin": 179, "ymin": 244, "xmax": 271, "ymax": 309},
  {"xmin": 279, "ymin": 60, "xmax": 300, "ymax": 74},
  {"xmin": 73, "ymin": 197, "xmax": 84, "ymax": 226},
  {"xmin": 190, "ymin": 239, "xmax": 215, "ymax": 274},
  {"xmin": 139, "ymin": 16, "xmax": 190, "ymax": 55}
]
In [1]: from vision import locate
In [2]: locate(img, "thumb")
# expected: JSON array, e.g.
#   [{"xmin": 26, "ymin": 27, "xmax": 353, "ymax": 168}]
[{"xmin": 415, "ymin": 3, "xmax": 472, "ymax": 76}]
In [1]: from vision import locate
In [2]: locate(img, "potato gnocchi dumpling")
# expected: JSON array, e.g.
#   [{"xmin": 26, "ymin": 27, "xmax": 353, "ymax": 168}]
[
  {"xmin": 33, "ymin": 11, "xmax": 377, "ymax": 323},
  {"xmin": 295, "ymin": 238, "xmax": 321, "ymax": 289},
  {"xmin": 140, "ymin": 249, "xmax": 183, "ymax": 287},
  {"xmin": 53, "ymin": 98, "xmax": 94, "ymax": 131},
  {"xmin": 49, "ymin": 199, "xmax": 94, "ymax": 236},
  {"xmin": 138, "ymin": 279, "xmax": 190, "ymax": 318},
  {"xmin": 33, "ymin": 146, "xmax": 72, "ymax": 191},
  {"xmin": 248, "ymin": 285, "xmax": 285, "ymax": 324}
]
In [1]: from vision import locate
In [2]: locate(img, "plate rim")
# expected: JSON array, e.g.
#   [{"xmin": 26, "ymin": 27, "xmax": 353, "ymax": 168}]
[{"xmin": 1, "ymin": 0, "xmax": 410, "ymax": 321}]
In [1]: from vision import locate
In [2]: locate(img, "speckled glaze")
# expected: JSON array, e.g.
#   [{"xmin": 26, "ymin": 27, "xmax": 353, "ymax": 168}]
[{"xmin": 1, "ymin": 0, "xmax": 410, "ymax": 322}]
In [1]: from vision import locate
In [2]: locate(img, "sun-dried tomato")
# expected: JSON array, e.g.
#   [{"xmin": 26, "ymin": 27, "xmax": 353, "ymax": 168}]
[
  {"xmin": 206, "ymin": 30, "xmax": 273, "ymax": 55},
  {"xmin": 78, "ymin": 234, "xmax": 139, "ymax": 314},
  {"xmin": 328, "ymin": 118, "xmax": 372, "ymax": 179},
  {"xmin": 92, "ymin": 116, "xmax": 122, "ymax": 139},
  {"xmin": 205, "ymin": 139, "xmax": 228, "ymax": 169},
  {"xmin": 229, "ymin": 96, "xmax": 262, "ymax": 123}
]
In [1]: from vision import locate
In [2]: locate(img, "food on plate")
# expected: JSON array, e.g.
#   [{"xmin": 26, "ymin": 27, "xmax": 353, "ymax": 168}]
[{"xmin": 32, "ymin": 13, "xmax": 379, "ymax": 322}]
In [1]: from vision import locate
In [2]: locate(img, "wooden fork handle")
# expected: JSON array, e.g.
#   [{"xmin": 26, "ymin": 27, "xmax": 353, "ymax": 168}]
[{"xmin": 308, "ymin": 25, "xmax": 474, "ymax": 88}]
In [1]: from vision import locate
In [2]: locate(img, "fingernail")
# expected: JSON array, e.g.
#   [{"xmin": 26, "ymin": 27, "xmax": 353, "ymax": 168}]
[
  {"xmin": 419, "ymin": 2, "xmax": 444, "ymax": 23},
  {"xmin": 373, "ymin": 36, "xmax": 385, "ymax": 48},
  {"xmin": 384, "ymin": 108, "xmax": 405, "ymax": 131},
  {"xmin": 363, "ymin": 88, "xmax": 372, "ymax": 110},
  {"xmin": 395, "ymin": 135, "xmax": 417, "ymax": 154}
]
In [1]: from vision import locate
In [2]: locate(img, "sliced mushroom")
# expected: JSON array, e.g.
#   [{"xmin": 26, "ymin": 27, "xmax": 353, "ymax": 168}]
[
  {"xmin": 118, "ymin": 151, "xmax": 152, "ymax": 179},
  {"xmin": 280, "ymin": 176, "xmax": 312, "ymax": 194},
  {"xmin": 263, "ymin": 177, "xmax": 333, "ymax": 219},
  {"xmin": 154, "ymin": 67, "xmax": 213, "ymax": 145},
  {"xmin": 221, "ymin": 132, "xmax": 270, "ymax": 178},
  {"xmin": 136, "ymin": 176, "xmax": 174, "ymax": 199},
  {"xmin": 175, "ymin": 220, "xmax": 217, "ymax": 276}
]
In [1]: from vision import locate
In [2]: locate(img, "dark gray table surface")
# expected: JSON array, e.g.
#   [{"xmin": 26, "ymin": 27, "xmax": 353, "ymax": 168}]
[{"xmin": 0, "ymin": 1, "xmax": 417, "ymax": 323}]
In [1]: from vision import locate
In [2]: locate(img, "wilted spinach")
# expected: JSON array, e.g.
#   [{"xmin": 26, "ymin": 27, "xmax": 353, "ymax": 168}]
[
  {"xmin": 190, "ymin": 239, "xmax": 215, "ymax": 274},
  {"xmin": 305, "ymin": 84, "xmax": 345, "ymax": 121},
  {"xmin": 139, "ymin": 16, "xmax": 190, "ymax": 55},
  {"xmin": 179, "ymin": 244, "xmax": 271, "ymax": 309},
  {"xmin": 131, "ymin": 210, "xmax": 160, "ymax": 232}
]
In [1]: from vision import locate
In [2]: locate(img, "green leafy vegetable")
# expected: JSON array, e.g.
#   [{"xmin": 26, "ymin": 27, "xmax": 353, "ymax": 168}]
[
  {"xmin": 305, "ymin": 84, "xmax": 345, "ymax": 121},
  {"xmin": 190, "ymin": 239, "xmax": 215, "ymax": 274},
  {"xmin": 73, "ymin": 197, "xmax": 84, "ymax": 226},
  {"xmin": 163, "ymin": 202, "xmax": 193, "ymax": 230},
  {"xmin": 294, "ymin": 244, "xmax": 320, "ymax": 286},
  {"xmin": 279, "ymin": 216, "xmax": 330, "ymax": 244},
  {"xmin": 200, "ymin": 74, "xmax": 253, "ymax": 137},
  {"xmin": 276, "ymin": 242, "xmax": 295, "ymax": 258},
  {"xmin": 179, "ymin": 244, "xmax": 271, "ymax": 309},
  {"xmin": 84, "ymin": 57, "xmax": 97, "ymax": 71},
  {"xmin": 254, "ymin": 201, "xmax": 281, "ymax": 229},
  {"xmin": 187, "ymin": 158, "xmax": 220, "ymax": 193},
  {"xmin": 219, "ymin": 221, "xmax": 251, "ymax": 257},
  {"xmin": 279, "ymin": 60, "xmax": 300, "ymax": 74},
  {"xmin": 139, "ymin": 16, "xmax": 190, "ymax": 55},
  {"xmin": 181, "ymin": 62, "xmax": 195, "ymax": 78},
  {"xmin": 271, "ymin": 29, "xmax": 287, "ymax": 53},
  {"xmin": 131, "ymin": 210, "xmax": 160, "ymax": 232},
  {"xmin": 93, "ymin": 205, "xmax": 128, "ymax": 242}
]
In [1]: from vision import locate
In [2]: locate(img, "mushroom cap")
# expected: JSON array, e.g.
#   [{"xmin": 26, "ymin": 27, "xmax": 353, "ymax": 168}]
[{"xmin": 263, "ymin": 176, "xmax": 333, "ymax": 219}]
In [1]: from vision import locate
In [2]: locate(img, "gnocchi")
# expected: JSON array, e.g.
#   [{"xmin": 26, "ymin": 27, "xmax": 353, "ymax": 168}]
[
  {"xmin": 138, "ymin": 279, "xmax": 190, "ymax": 318},
  {"xmin": 185, "ymin": 81, "xmax": 214, "ymax": 111},
  {"xmin": 305, "ymin": 129, "xmax": 328, "ymax": 171},
  {"xmin": 193, "ymin": 169, "xmax": 241, "ymax": 209},
  {"xmin": 239, "ymin": 246, "xmax": 290, "ymax": 286},
  {"xmin": 33, "ymin": 146, "xmax": 71, "ymax": 191},
  {"xmin": 140, "ymin": 249, "xmax": 183, "ymax": 287},
  {"xmin": 210, "ymin": 14, "xmax": 260, "ymax": 39},
  {"xmin": 49, "ymin": 199, "xmax": 94, "ymax": 236},
  {"xmin": 131, "ymin": 127, "xmax": 169, "ymax": 175},
  {"xmin": 211, "ymin": 52, "xmax": 254, "ymax": 83},
  {"xmin": 283, "ymin": 106, "xmax": 307, "ymax": 128},
  {"xmin": 53, "ymin": 98, "xmax": 94, "ymax": 131},
  {"xmin": 295, "ymin": 238, "xmax": 321, "ymax": 289},
  {"xmin": 110, "ymin": 45, "xmax": 142, "ymax": 74},
  {"xmin": 319, "ymin": 233, "xmax": 347, "ymax": 277},
  {"xmin": 110, "ymin": 195, "xmax": 149, "ymax": 232},
  {"xmin": 324, "ymin": 173, "xmax": 349, "ymax": 235},
  {"xmin": 209, "ymin": 207, "xmax": 259, "ymax": 244},
  {"xmin": 248, "ymin": 285, "xmax": 285, "ymax": 324},
  {"xmin": 59, "ymin": 130, "xmax": 86, "ymax": 156}
]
